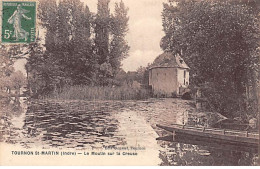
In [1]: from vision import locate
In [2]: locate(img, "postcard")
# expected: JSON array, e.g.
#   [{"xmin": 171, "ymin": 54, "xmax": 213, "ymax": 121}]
[{"xmin": 0, "ymin": 0, "xmax": 259, "ymax": 166}]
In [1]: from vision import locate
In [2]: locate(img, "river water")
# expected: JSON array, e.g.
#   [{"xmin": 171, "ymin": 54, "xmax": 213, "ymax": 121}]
[{"xmin": 0, "ymin": 98, "xmax": 258, "ymax": 165}]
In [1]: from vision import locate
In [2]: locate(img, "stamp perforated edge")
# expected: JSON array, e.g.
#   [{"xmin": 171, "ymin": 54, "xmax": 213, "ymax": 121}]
[{"xmin": 0, "ymin": 0, "xmax": 38, "ymax": 45}]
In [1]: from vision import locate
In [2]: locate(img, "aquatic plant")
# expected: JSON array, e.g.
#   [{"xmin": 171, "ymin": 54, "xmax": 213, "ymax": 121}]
[{"xmin": 42, "ymin": 85, "xmax": 150, "ymax": 101}]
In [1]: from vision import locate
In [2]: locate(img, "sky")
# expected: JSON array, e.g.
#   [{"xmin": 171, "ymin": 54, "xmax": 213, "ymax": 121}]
[{"xmin": 14, "ymin": 0, "xmax": 167, "ymax": 74}]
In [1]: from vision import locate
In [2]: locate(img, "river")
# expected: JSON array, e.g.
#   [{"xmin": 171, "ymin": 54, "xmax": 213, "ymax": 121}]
[{"xmin": 0, "ymin": 98, "xmax": 258, "ymax": 165}]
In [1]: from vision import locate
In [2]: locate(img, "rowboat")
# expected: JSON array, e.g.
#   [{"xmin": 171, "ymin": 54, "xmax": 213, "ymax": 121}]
[{"xmin": 156, "ymin": 124, "xmax": 259, "ymax": 152}]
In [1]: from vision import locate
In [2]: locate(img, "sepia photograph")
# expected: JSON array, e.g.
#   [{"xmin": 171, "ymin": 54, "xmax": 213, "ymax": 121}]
[{"xmin": 0, "ymin": 0, "xmax": 259, "ymax": 166}]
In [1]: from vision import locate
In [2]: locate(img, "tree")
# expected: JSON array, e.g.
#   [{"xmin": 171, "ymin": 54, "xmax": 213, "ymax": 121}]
[
  {"xmin": 26, "ymin": 0, "xmax": 130, "ymax": 95},
  {"xmin": 110, "ymin": 0, "xmax": 130, "ymax": 76},
  {"xmin": 0, "ymin": 45, "xmax": 26, "ymax": 104},
  {"xmin": 161, "ymin": 0, "xmax": 259, "ymax": 118},
  {"xmin": 94, "ymin": 0, "xmax": 129, "ymax": 85},
  {"xmin": 38, "ymin": 0, "xmax": 58, "ymax": 52},
  {"xmin": 56, "ymin": 0, "xmax": 94, "ymax": 84},
  {"xmin": 9, "ymin": 71, "xmax": 26, "ymax": 103},
  {"xmin": 0, "ymin": 45, "xmax": 14, "ymax": 99},
  {"xmin": 93, "ymin": 0, "xmax": 111, "ymax": 85},
  {"xmin": 0, "ymin": 45, "xmax": 14, "ymax": 78},
  {"xmin": 25, "ymin": 40, "xmax": 61, "ymax": 97},
  {"xmin": 28, "ymin": 0, "xmax": 95, "ymax": 95},
  {"xmin": 95, "ymin": 0, "xmax": 110, "ymax": 65}
]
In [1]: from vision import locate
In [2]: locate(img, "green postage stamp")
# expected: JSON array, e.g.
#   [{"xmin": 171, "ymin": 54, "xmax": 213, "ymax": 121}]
[{"xmin": 1, "ymin": 0, "xmax": 36, "ymax": 44}]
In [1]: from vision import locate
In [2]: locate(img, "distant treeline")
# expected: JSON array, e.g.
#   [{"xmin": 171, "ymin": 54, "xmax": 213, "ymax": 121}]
[{"xmin": 25, "ymin": 0, "xmax": 130, "ymax": 96}]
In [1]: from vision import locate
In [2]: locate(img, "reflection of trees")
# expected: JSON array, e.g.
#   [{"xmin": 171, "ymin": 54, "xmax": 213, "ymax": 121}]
[
  {"xmin": 160, "ymin": 142, "xmax": 257, "ymax": 166},
  {"xmin": 209, "ymin": 148, "xmax": 258, "ymax": 166},
  {"xmin": 0, "ymin": 45, "xmax": 26, "ymax": 143},
  {"xmin": 0, "ymin": 45, "xmax": 26, "ymax": 106},
  {"xmin": 170, "ymin": 143, "xmax": 214, "ymax": 165},
  {"xmin": 0, "ymin": 98, "xmax": 24, "ymax": 143}
]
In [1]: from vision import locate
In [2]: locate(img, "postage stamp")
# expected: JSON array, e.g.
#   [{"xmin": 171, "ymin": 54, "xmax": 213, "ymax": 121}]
[{"xmin": 1, "ymin": 0, "xmax": 36, "ymax": 44}]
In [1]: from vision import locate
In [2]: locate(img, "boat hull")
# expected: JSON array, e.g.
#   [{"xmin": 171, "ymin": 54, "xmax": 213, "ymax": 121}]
[{"xmin": 156, "ymin": 124, "xmax": 259, "ymax": 149}]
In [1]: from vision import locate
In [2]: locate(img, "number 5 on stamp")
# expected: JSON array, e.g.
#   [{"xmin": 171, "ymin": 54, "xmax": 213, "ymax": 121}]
[{"xmin": 1, "ymin": 1, "xmax": 36, "ymax": 44}]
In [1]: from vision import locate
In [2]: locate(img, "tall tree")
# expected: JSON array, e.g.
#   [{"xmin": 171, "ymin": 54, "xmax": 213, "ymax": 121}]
[
  {"xmin": 27, "ymin": 0, "xmax": 130, "ymax": 94},
  {"xmin": 38, "ymin": 0, "xmax": 58, "ymax": 51},
  {"xmin": 56, "ymin": 0, "xmax": 94, "ymax": 84},
  {"xmin": 31, "ymin": 0, "xmax": 94, "ymax": 90},
  {"xmin": 0, "ymin": 45, "xmax": 14, "ymax": 78},
  {"xmin": 95, "ymin": 0, "xmax": 110, "ymax": 65},
  {"xmin": 161, "ymin": 0, "xmax": 259, "ymax": 118},
  {"xmin": 110, "ymin": 0, "xmax": 130, "ymax": 76}
]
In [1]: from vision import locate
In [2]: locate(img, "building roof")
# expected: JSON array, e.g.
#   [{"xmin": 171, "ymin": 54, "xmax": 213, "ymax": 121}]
[{"xmin": 150, "ymin": 52, "xmax": 189, "ymax": 69}]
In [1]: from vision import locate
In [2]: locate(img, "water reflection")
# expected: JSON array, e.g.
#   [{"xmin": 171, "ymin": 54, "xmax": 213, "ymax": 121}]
[
  {"xmin": 0, "ymin": 98, "xmax": 258, "ymax": 165},
  {"xmin": 158, "ymin": 133, "xmax": 258, "ymax": 166},
  {"xmin": 0, "ymin": 97, "xmax": 26, "ymax": 143},
  {"xmin": 22, "ymin": 100, "xmax": 124, "ymax": 149},
  {"xmin": 160, "ymin": 141, "xmax": 258, "ymax": 166}
]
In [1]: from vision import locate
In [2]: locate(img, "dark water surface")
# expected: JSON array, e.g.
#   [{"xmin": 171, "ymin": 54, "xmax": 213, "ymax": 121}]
[
  {"xmin": 0, "ymin": 99, "xmax": 258, "ymax": 165},
  {"xmin": 22, "ymin": 100, "xmax": 124, "ymax": 149}
]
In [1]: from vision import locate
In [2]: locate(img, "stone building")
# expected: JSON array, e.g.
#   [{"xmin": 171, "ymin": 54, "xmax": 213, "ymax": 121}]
[{"xmin": 149, "ymin": 52, "xmax": 189, "ymax": 97}]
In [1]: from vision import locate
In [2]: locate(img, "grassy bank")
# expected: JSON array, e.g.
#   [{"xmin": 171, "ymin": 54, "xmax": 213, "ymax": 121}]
[{"xmin": 43, "ymin": 85, "xmax": 151, "ymax": 100}]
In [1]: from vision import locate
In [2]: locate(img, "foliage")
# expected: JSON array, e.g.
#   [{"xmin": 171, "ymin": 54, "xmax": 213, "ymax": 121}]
[
  {"xmin": 0, "ymin": 45, "xmax": 26, "ymax": 105},
  {"xmin": 0, "ymin": 45, "xmax": 14, "ymax": 78},
  {"xmin": 94, "ymin": 0, "xmax": 130, "ymax": 85},
  {"xmin": 161, "ymin": 0, "xmax": 259, "ymax": 118},
  {"xmin": 9, "ymin": 71, "xmax": 26, "ymax": 90},
  {"xmin": 95, "ymin": 0, "xmax": 110, "ymax": 66},
  {"xmin": 136, "ymin": 65, "xmax": 150, "ymax": 88},
  {"xmin": 25, "ymin": 41, "xmax": 68, "ymax": 97},
  {"xmin": 26, "ymin": 0, "xmax": 130, "ymax": 97},
  {"xmin": 110, "ymin": 1, "xmax": 130, "ymax": 75}
]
